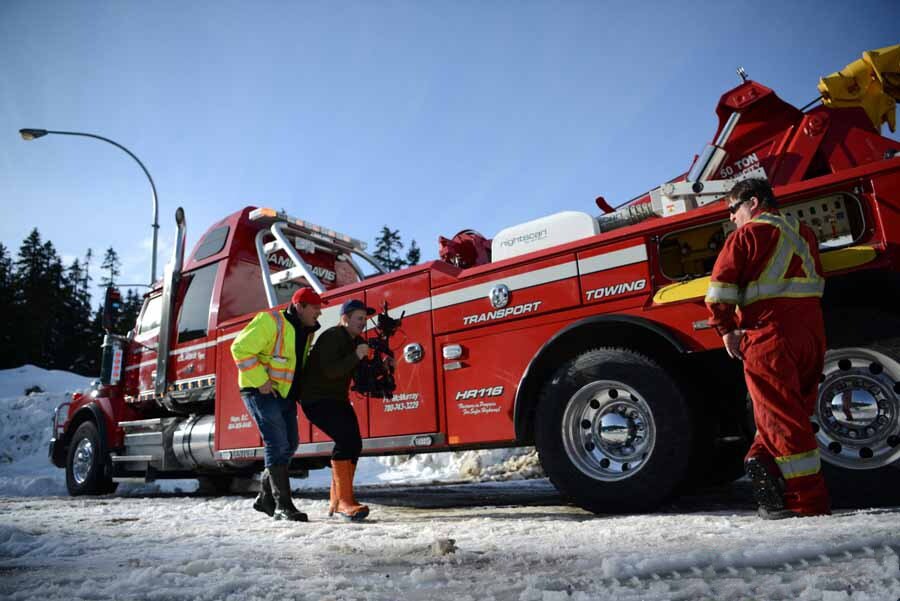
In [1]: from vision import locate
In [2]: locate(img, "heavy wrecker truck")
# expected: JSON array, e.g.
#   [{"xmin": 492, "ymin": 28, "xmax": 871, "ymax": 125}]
[{"xmin": 51, "ymin": 45, "xmax": 900, "ymax": 513}]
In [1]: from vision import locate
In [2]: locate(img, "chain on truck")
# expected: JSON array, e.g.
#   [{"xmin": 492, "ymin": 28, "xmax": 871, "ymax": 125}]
[{"xmin": 51, "ymin": 45, "xmax": 900, "ymax": 513}]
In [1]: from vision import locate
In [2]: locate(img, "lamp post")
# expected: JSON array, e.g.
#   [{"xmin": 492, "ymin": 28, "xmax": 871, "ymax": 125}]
[{"xmin": 18, "ymin": 128, "xmax": 160, "ymax": 286}]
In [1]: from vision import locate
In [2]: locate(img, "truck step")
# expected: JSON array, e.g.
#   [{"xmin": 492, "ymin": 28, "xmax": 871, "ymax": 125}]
[
  {"xmin": 119, "ymin": 418, "xmax": 166, "ymax": 431},
  {"xmin": 124, "ymin": 431, "xmax": 163, "ymax": 445},
  {"xmin": 111, "ymin": 454, "xmax": 155, "ymax": 463}
]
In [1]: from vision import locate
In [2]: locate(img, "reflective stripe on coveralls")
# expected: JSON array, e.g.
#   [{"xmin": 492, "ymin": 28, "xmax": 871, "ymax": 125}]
[
  {"xmin": 775, "ymin": 448, "xmax": 822, "ymax": 479},
  {"xmin": 705, "ymin": 281, "xmax": 741, "ymax": 304},
  {"xmin": 741, "ymin": 213, "xmax": 824, "ymax": 305},
  {"xmin": 704, "ymin": 213, "xmax": 824, "ymax": 306}
]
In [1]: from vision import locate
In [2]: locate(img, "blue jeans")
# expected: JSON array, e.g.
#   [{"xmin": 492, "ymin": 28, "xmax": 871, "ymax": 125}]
[{"xmin": 240, "ymin": 389, "xmax": 299, "ymax": 467}]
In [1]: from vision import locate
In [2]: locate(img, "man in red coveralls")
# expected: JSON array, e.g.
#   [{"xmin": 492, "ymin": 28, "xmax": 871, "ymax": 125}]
[{"xmin": 706, "ymin": 178, "xmax": 830, "ymax": 520}]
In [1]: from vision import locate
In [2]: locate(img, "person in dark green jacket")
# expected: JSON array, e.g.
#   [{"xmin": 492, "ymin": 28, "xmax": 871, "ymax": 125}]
[{"xmin": 302, "ymin": 299, "xmax": 373, "ymax": 521}]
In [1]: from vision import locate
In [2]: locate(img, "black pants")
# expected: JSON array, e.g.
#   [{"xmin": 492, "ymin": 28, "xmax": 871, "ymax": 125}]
[{"xmin": 300, "ymin": 399, "xmax": 362, "ymax": 461}]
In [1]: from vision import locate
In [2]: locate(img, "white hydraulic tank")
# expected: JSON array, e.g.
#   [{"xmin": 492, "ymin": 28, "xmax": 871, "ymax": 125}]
[{"xmin": 492, "ymin": 211, "xmax": 600, "ymax": 262}]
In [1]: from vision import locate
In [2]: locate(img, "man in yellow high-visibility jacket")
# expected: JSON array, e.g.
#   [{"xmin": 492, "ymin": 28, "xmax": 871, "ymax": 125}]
[{"xmin": 231, "ymin": 287, "xmax": 323, "ymax": 522}]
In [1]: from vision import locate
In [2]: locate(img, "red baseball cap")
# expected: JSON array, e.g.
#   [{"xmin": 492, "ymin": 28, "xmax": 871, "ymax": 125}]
[{"xmin": 291, "ymin": 288, "xmax": 325, "ymax": 306}]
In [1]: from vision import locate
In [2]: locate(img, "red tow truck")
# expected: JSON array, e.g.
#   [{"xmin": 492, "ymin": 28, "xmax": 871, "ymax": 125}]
[{"xmin": 51, "ymin": 46, "xmax": 900, "ymax": 512}]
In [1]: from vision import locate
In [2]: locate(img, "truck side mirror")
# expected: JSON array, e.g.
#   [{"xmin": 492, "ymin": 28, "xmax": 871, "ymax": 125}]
[{"xmin": 102, "ymin": 286, "xmax": 122, "ymax": 332}]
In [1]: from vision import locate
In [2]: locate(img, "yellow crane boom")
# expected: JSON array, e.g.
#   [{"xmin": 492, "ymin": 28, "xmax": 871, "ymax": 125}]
[{"xmin": 818, "ymin": 43, "xmax": 900, "ymax": 132}]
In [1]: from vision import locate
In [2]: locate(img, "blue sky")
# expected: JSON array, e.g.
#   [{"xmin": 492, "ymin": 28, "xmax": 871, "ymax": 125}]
[{"xmin": 2, "ymin": 1, "xmax": 898, "ymax": 300}]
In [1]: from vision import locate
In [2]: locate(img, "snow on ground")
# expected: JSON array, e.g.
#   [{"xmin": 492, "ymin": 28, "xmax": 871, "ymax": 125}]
[
  {"xmin": 3, "ymin": 366, "xmax": 900, "ymax": 600},
  {"xmin": 1, "ymin": 487, "xmax": 899, "ymax": 600}
]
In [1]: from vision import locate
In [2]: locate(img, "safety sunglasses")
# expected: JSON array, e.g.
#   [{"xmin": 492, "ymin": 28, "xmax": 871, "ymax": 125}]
[{"xmin": 727, "ymin": 199, "xmax": 747, "ymax": 214}]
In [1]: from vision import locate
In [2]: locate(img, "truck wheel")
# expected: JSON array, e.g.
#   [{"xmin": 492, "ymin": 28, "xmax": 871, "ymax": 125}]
[
  {"xmin": 535, "ymin": 348, "xmax": 691, "ymax": 513},
  {"xmin": 815, "ymin": 345, "xmax": 900, "ymax": 471},
  {"xmin": 813, "ymin": 344, "xmax": 900, "ymax": 506},
  {"xmin": 66, "ymin": 421, "xmax": 117, "ymax": 496}
]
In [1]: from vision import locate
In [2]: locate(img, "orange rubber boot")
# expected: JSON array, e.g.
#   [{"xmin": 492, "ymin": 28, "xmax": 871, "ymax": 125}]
[{"xmin": 331, "ymin": 459, "xmax": 369, "ymax": 521}]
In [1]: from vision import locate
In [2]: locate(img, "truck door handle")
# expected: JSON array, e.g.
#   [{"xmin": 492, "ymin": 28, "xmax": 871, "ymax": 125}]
[{"xmin": 404, "ymin": 343, "xmax": 424, "ymax": 363}]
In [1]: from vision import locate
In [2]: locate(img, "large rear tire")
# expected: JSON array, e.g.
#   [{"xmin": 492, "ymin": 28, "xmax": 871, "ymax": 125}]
[
  {"xmin": 535, "ymin": 348, "xmax": 691, "ymax": 513},
  {"xmin": 812, "ymin": 343, "xmax": 900, "ymax": 506},
  {"xmin": 814, "ymin": 344, "xmax": 900, "ymax": 471},
  {"xmin": 66, "ymin": 421, "xmax": 117, "ymax": 496}
]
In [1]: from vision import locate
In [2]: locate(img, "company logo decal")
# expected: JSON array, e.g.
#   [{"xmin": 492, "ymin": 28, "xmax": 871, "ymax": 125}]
[
  {"xmin": 463, "ymin": 301, "xmax": 542, "ymax": 325},
  {"xmin": 267, "ymin": 254, "xmax": 337, "ymax": 282},
  {"xmin": 455, "ymin": 386, "xmax": 504, "ymax": 416},
  {"xmin": 499, "ymin": 229, "xmax": 548, "ymax": 248},
  {"xmin": 455, "ymin": 386, "xmax": 503, "ymax": 401},
  {"xmin": 585, "ymin": 278, "xmax": 647, "ymax": 301},
  {"xmin": 489, "ymin": 284, "xmax": 510, "ymax": 309}
]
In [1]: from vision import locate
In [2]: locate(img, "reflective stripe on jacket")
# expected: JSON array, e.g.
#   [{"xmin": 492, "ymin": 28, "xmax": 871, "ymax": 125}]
[
  {"xmin": 231, "ymin": 310, "xmax": 313, "ymax": 398},
  {"xmin": 706, "ymin": 213, "xmax": 824, "ymax": 306},
  {"xmin": 705, "ymin": 209, "xmax": 825, "ymax": 334}
]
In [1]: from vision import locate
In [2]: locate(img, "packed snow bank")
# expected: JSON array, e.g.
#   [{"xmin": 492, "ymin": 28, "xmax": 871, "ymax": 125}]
[
  {"xmin": 294, "ymin": 447, "xmax": 542, "ymax": 492},
  {"xmin": 0, "ymin": 366, "xmax": 540, "ymax": 498},
  {"xmin": 375, "ymin": 447, "xmax": 542, "ymax": 483},
  {"xmin": 0, "ymin": 365, "xmax": 92, "ymax": 496},
  {"xmin": 0, "ymin": 364, "xmax": 91, "ymax": 398}
]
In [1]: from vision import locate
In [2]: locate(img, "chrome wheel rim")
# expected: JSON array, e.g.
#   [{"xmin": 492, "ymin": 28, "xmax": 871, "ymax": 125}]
[
  {"xmin": 815, "ymin": 347, "xmax": 900, "ymax": 469},
  {"xmin": 72, "ymin": 438, "xmax": 94, "ymax": 484},
  {"xmin": 561, "ymin": 380, "xmax": 657, "ymax": 481}
]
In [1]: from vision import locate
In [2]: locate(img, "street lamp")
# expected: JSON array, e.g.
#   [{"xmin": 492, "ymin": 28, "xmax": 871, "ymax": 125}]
[{"xmin": 18, "ymin": 128, "xmax": 160, "ymax": 285}]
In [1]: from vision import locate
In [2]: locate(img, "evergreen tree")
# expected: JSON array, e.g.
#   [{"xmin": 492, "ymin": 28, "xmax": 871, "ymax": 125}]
[
  {"xmin": 100, "ymin": 247, "xmax": 121, "ymax": 287},
  {"xmin": 78, "ymin": 248, "xmax": 104, "ymax": 374},
  {"xmin": 119, "ymin": 288, "xmax": 143, "ymax": 334},
  {"xmin": 58, "ymin": 258, "xmax": 99, "ymax": 373},
  {"xmin": 373, "ymin": 226, "xmax": 405, "ymax": 271},
  {"xmin": 43, "ymin": 241, "xmax": 67, "ymax": 369},
  {"xmin": 405, "ymin": 239, "xmax": 421, "ymax": 267},
  {"xmin": 3, "ymin": 230, "xmax": 104, "ymax": 374},
  {"xmin": 0, "ymin": 243, "xmax": 15, "ymax": 368},
  {"xmin": 81, "ymin": 249, "xmax": 94, "ymax": 300},
  {"xmin": 0, "ymin": 243, "xmax": 11, "ymax": 290},
  {"xmin": 14, "ymin": 229, "xmax": 45, "ymax": 294},
  {"xmin": 13, "ymin": 229, "xmax": 58, "ymax": 367}
]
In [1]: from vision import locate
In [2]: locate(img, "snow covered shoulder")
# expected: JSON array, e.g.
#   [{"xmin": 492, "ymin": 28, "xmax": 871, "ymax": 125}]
[{"xmin": 0, "ymin": 365, "xmax": 92, "ymax": 496}]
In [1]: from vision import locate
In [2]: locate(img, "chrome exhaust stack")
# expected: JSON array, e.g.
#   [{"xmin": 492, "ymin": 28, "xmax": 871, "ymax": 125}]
[{"xmin": 155, "ymin": 207, "xmax": 186, "ymax": 404}]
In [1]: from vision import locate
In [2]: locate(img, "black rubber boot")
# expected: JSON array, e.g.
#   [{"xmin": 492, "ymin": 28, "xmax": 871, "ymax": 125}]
[
  {"xmin": 252, "ymin": 469, "xmax": 275, "ymax": 517},
  {"xmin": 745, "ymin": 457, "xmax": 787, "ymax": 515},
  {"xmin": 268, "ymin": 464, "xmax": 308, "ymax": 522}
]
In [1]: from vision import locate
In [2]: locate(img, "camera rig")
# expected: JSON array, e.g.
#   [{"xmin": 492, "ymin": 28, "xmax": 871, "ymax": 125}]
[{"xmin": 351, "ymin": 301, "xmax": 404, "ymax": 398}]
